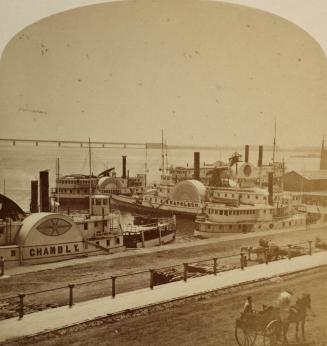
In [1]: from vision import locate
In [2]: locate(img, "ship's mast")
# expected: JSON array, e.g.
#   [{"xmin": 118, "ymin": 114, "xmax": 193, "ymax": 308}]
[
  {"xmin": 165, "ymin": 138, "xmax": 169, "ymax": 173},
  {"xmin": 145, "ymin": 143, "xmax": 149, "ymax": 174},
  {"xmin": 321, "ymin": 134, "xmax": 325, "ymax": 156},
  {"xmin": 88, "ymin": 137, "xmax": 92, "ymax": 215},
  {"xmin": 272, "ymin": 118, "xmax": 277, "ymax": 164},
  {"xmin": 56, "ymin": 157, "xmax": 60, "ymax": 207},
  {"xmin": 161, "ymin": 129, "xmax": 165, "ymax": 176}
]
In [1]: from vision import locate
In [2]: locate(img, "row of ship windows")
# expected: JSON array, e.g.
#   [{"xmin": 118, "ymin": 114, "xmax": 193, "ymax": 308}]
[
  {"xmin": 83, "ymin": 220, "xmax": 108, "ymax": 229},
  {"xmin": 214, "ymin": 193, "xmax": 266, "ymax": 200},
  {"xmin": 57, "ymin": 180, "xmax": 97, "ymax": 185},
  {"xmin": 207, "ymin": 209, "xmax": 259, "ymax": 216},
  {"xmin": 195, "ymin": 224, "xmax": 247, "ymax": 231},
  {"xmin": 57, "ymin": 189, "xmax": 90, "ymax": 194},
  {"xmin": 207, "ymin": 224, "xmax": 245, "ymax": 230},
  {"xmin": 84, "ymin": 238, "xmax": 121, "ymax": 247}
]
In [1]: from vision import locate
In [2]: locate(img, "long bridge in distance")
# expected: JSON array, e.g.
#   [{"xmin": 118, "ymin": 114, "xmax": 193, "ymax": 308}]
[
  {"xmin": 0, "ymin": 138, "xmax": 320, "ymax": 152},
  {"xmin": 0, "ymin": 138, "xmax": 224, "ymax": 150},
  {"xmin": 0, "ymin": 138, "xmax": 147, "ymax": 149}
]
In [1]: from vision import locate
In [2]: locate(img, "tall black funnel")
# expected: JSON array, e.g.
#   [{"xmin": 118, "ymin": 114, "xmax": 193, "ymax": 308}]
[
  {"xmin": 122, "ymin": 156, "xmax": 127, "ymax": 179},
  {"xmin": 39, "ymin": 170, "xmax": 50, "ymax": 212},
  {"xmin": 245, "ymin": 145, "xmax": 249, "ymax": 163},
  {"xmin": 30, "ymin": 180, "xmax": 38, "ymax": 213},
  {"xmin": 258, "ymin": 145, "xmax": 263, "ymax": 167},
  {"xmin": 194, "ymin": 152, "xmax": 200, "ymax": 180}
]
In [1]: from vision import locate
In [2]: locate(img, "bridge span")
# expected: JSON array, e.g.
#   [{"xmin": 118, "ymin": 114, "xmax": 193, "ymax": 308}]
[{"xmin": 0, "ymin": 138, "xmax": 146, "ymax": 149}]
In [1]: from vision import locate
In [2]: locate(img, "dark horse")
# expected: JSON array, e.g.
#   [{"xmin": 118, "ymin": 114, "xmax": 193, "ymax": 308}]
[{"xmin": 282, "ymin": 294, "xmax": 311, "ymax": 343}]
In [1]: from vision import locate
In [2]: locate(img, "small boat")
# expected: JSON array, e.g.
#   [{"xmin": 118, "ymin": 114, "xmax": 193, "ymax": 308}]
[{"xmin": 122, "ymin": 215, "xmax": 176, "ymax": 248}]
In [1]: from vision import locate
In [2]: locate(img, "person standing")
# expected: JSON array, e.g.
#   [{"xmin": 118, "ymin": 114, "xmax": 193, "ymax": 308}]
[
  {"xmin": 277, "ymin": 290, "xmax": 293, "ymax": 322},
  {"xmin": 243, "ymin": 296, "xmax": 253, "ymax": 314},
  {"xmin": 0, "ymin": 256, "xmax": 5, "ymax": 276}
]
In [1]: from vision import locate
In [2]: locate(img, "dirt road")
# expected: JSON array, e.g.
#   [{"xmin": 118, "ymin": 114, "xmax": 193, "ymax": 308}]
[
  {"xmin": 1, "ymin": 226, "xmax": 327, "ymax": 321},
  {"xmin": 3, "ymin": 266, "xmax": 327, "ymax": 346}
]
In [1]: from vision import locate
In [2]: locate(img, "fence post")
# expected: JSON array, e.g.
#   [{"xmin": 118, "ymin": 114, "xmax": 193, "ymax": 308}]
[
  {"xmin": 240, "ymin": 252, "xmax": 244, "ymax": 270},
  {"xmin": 213, "ymin": 258, "xmax": 218, "ymax": 275},
  {"xmin": 141, "ymin": 231, "xmax": 145, "ymax": 248},
  {"xmin": 150, "ymin": 269, "xmax": 154, "ymax": 289},
  {"xmin": 183, "ymin": 263, "xmax": 188, "ymax": 282},
  {"xmin": 18, "ymin": 293, "xmax": 25, "ymax": 319},
  {"xmin": 111, "ymin": 276, "xmax": 116, "ymax": 298},
  {"xmin": 265, "ymin": 249, "xmax": 269, "ymax": 264},
  {"xmin": 287, "ymin": 245, "xmax": 292, "ymax": 260},
  {"xmin": 68, "ymin": 284, "xmax": 74, "ymax": 307},
  {"xmin": 158, "ymin": 227, "xmax": 162, "ymax": 246},
  {"xmin": 308, "ymin": 241, "xmax": 312, "ymax": 256}
]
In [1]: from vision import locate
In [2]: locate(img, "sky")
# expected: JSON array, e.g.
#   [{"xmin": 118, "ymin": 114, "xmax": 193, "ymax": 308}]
[{"xmin": 0, "ymin": 0, "xmax": 327, "ymax": 148}]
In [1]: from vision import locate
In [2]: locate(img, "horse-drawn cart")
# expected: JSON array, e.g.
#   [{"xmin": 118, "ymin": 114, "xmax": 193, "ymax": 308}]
[{"xmin": 235, "ymin": 311, "xmax": 280, "ymax": 346}]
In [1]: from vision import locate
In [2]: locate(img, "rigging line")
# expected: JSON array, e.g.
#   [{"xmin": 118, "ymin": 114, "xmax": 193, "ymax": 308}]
[
  {"xmin": 80, "ymin": 149, "xmax": 89, "ymax": 175},
  {"xmin": 89, "ymin": 148, "xmax": 101, "ymax": 175}
]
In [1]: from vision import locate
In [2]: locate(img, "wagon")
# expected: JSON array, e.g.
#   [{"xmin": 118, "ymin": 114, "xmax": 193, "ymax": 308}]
[{"xmin": 235, "ymin": 309, "xmax": 281, "ymax": 346}]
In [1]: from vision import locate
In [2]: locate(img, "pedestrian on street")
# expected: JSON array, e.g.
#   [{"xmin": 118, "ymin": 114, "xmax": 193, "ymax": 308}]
[{"xmin": 0, "ymin": 256, "xmax": 5, "ymax": 276}]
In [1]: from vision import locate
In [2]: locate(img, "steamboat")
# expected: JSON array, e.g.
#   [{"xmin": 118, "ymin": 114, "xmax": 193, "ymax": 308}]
[
  {"xmin": 112, "ymin": 144, "xmax": 307, "ymax": 237},
  {"xmin": 52, "ymin": 155, "xmax": 146, "ymax": 209}
]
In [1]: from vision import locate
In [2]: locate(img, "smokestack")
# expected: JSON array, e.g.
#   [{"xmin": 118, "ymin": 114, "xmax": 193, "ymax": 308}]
[
  {"xmin": 258, "ymin": 145, "xmax": 263, "ymax": 167},
  {"xmin": 245, "ymin": 145, "xmax": 249, "ymax": 163},
  {"xmin": 122, "ymin": 156, "xmax": 127, "ymax": 179},
  {"xmin": 268, "ymin": 172, "xmax": 274, "ymax": 206},
  {"xmin": 320, "ymin": 137, "xmax": 327, "ymax": 170},
  {"xmin": 39, "ymin": 170, "xmax": 50, "ymax": 212},
  {"xmin": 194, "ymin": 152, "xmax": 200, "ymax": 180},
  {"xmin": 30, "ymin": 180, "xmax": 38, "ymax": 213}
]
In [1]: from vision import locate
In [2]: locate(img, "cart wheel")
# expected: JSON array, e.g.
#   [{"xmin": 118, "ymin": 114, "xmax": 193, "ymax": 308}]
[
  {"xmin": 263, "ymin": 320, "xmax": 279, "ymax": 346},
  {"xmin": 235, "ymin": 326, "xmax": 257, "ymax": 346}
]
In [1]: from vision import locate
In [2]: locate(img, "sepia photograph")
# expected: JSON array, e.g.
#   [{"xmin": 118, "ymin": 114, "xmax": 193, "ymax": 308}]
[{"xmin": 0, "ymin": 0, "xmax": 327, "ymax": 345}]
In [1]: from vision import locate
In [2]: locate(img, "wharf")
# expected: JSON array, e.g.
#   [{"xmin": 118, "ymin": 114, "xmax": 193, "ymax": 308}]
[
  {"xmin": 0, "ymin": 251, "xmax": 327, "ymax": 343},
  {"xmin": 2, "ymin": 222, "xmax": 324, "ymax": 277}
]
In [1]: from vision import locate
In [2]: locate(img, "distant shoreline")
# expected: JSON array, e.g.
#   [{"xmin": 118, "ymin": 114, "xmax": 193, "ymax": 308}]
[{"xmin": 147, "ymin": 143, "xmax": 321, "ymax": 152}]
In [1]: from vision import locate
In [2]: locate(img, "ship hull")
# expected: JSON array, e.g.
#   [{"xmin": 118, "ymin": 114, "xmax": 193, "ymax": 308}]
[
  {"xmin": 194, "ymin": 213, "xmax": 307, "ymax": 238},
  {"xmin": 111, "ymin": 194, "xmax": 200, "ymax": 219}
]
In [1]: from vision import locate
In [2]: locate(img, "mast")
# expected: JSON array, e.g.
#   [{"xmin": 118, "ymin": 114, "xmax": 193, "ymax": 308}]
[
  {"xmin": 272, "ymin": 118, "xmax": 277, "ymax": 163},
  {"xmin": 145, "ymin": 143, "xmax": 149, "ymax": 173},
  {"xmin": 161, "ymin": 129, "xmax": 165, "ymax": 176},
  {"xmin": 165, "ymin": 138, "xmax": 169, "ymax": 173},
  {"xmin": 320, "ymin": 134, "xmax": 326, "ymax": 170},
  {"xmin": 88, "ymin": 137, "xmax": 92, "ymax": 215},
  {"xmin": 281, "ymin": 157, "xmax": 285, "ymax": 191},
  {"xmin": 56, "ymin": 157, "xmax": 60, "ymax": 207},
  {"xmin": 3, "ymin": 179, "xmax": 5, "ymax": 196}
]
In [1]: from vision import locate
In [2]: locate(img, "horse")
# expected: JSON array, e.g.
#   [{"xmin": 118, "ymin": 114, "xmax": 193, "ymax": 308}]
[{"xmin": 282, "ymin": 293, "xmax": 311, "ymax": 343}]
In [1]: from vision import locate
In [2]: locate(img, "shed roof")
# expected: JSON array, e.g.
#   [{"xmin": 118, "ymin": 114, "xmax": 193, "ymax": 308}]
[{"xmin": 286, "ymin": 170, "xmax": 327, "ymax": 181}]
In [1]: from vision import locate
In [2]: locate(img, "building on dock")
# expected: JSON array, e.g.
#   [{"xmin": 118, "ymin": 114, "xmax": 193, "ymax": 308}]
[{"xmin": 283, "ymin": 138, "xmax": 327, "ymax": 207}]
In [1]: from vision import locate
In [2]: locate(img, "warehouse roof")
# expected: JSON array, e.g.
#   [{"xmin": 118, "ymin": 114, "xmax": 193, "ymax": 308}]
[{"xmin": 285, "ymin": 170, "xmax": 327, "ymax": 180}]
